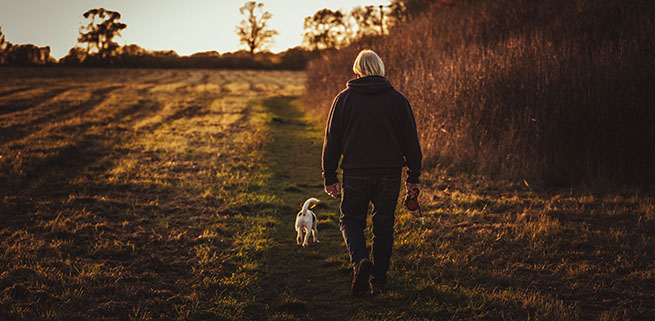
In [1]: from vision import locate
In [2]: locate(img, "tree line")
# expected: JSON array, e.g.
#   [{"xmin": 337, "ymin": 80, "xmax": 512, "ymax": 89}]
[
  {"xmin": 0, "ymin": 1, "xmax": 427, "ymax": 69},
  {"xmin": 301, "ymin": 0, "xmax": 454, "ymax": 50},
  {"xmin": 0, "ymin": 26, "xmax": 54, "ymax": 65},
  {"xmin": 238, "ymin": 0, "xmax": 440, "ymax": 53}
]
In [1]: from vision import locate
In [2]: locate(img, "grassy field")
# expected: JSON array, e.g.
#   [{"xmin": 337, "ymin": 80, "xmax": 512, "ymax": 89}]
[{"xmin": 1, "ymin": 68, "xmax": 654, "ymax": 320}]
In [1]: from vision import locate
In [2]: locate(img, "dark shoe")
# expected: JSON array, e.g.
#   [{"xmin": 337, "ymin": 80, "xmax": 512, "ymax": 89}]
[
  {"xmin": 370, "ymin": 282, "xmax": 385, "ymax": 295},
  {"xmin": 352, "ymin": 259, "xmax": 373, "ymax": 296}
]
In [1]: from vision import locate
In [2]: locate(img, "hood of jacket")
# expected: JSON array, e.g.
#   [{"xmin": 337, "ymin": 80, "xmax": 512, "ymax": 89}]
[{"xmin": 347, "ymin": 75, "xmax": 393, "ymax": 94}]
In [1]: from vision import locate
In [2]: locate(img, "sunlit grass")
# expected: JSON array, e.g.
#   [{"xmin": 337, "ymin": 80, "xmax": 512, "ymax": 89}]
[
  {"xmin": 0, "ymin": 67, "xmax": 304, "ymax": 320},
  {"xmin": 1, "ymin": 67, "xmax": 653, "ymax": 320}
]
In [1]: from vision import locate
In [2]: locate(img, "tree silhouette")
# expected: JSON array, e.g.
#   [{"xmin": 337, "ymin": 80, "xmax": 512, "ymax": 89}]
[
  {"xmin": 0, "ymin": 26, "xmax": 6, "ymax": 51},
  {"xmin": 303, "ymin": 9, "xmax": 347, "ymax": 50},
  {"xmin": 0, "ymin": 26, "xmax": 7, "ymax": 64},
  {"xmin": 351, "ymin": 6, "xmax": 385, "ymax": 37},
  {"xmin": 389, "ymin": 0, "xmax": 453, "ymax": 22},
  {"xmin": 235, "ymin": 1, "xmax": 278, "ymax": 54},
  {"xmin": 78, "ymin": 8, "xmax": 127, "ymax": 60},
  {"xmin": 60, "ymin": 47, "xmax": 88, "ymax": 65},
  {"xmin": 0, "ymin": 26, "xmax": 53, "ymax": 65}
]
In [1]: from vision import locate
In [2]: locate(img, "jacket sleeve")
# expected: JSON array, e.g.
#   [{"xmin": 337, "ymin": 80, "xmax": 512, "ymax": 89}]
[
  {"xmin": 401, "ymin": 98, "xmax": 423, "ymax": 183},
  {"xmin": 322, "ymin": 93, "xmax": 344, "ymax": 185}
]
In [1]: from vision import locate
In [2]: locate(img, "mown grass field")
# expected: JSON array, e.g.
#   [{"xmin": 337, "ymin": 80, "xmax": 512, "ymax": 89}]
[{"xmin": 1, "ymin": 68, "xmax": 654, "ymax": 320}]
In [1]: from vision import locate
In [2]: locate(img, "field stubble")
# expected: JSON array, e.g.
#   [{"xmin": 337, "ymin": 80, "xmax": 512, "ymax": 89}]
[
  {"xmin": 0, "ymin": 67, "xmax": 304, "ymax": 320},
  {"xmin": 0, "ymin": 68, "xmax": 653, "ymax": 320}
]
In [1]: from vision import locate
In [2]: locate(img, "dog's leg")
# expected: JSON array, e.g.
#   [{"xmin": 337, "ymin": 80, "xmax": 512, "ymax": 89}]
[
  {"xmin": 311, "ymin": 213, "xmax": 319, "ymax": 243},
  {"xmin": 296, "ymin": 228, "xmax": 303, "ymax": 246},
  {"xmin": 312, "ymin": 228, "xmax": 320, "ymax": 243},
  {"xmin": 303, "ymin": 227, "xmax": 311, "ymax": 247}
]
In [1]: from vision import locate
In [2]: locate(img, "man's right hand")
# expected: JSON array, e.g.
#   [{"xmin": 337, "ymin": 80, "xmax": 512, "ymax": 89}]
[
  {"xmin": 324, "ymin": 183, "xmax": 341, "ymax": 199},
  {"xmin": 406, "ymin": 182, "xmax": 420, "ymax": 199}
]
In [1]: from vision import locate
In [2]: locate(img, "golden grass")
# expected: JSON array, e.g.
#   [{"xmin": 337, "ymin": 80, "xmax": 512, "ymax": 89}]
[
  {"xmin": 0, "ymin": 67, "xmax": 303, "ymax": 320},
  {"xmin": 303, "ymin": 0, "xmax": 655, "ymax": 188},
  {"xmin": 1, "ymin": 67, "xmax": 653, "ymax": 320}
]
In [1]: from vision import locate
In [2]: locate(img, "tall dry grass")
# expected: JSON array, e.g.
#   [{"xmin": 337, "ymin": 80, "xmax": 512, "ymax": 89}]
[{"xmin": 303, "ymin": 0, "xmax": 655, "ymax": 188}]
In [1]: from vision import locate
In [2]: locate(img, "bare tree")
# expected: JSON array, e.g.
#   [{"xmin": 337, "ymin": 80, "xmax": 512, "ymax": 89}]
[
  {"xmin": 0, "ymin": 26, "xmax": 7, "ymax": 64},
  {"xmin": 303, "ymin": 9, "xmax": 347, "ymax": 50},
  {"xmin": 78, "ymin": 8, "xmax": 127, "ymax": 60},
  {"xmin": 351, "ymin": 6, "xmax": 385, "ymax": 38},
  {"xmin": 235, "ymin": 1, "xmax": 278, "ymax": 54},
  {"xmin": 0, "ymin": 26, "xmax": 6, "ymax": 51}
]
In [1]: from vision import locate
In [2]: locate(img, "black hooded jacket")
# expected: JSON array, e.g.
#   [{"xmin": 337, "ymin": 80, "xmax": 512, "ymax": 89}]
[{"xmin": 322, "ymin": 75, "xmax": 422, "ymax": 185}]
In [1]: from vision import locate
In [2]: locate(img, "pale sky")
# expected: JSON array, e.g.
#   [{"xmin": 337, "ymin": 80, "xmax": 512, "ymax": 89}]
[{"xmin": 0, "ymin": 0, "xmax": 391, "ymax": 59}]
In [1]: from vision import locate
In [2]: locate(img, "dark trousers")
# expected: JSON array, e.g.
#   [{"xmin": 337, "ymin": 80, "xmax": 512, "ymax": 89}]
[{"xmin": 339, "ymin": 174, "xmax": 401, "ymax": 285}]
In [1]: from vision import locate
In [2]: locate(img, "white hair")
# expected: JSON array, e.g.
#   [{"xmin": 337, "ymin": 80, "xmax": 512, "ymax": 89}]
[{"xmin": 352, "ymin": 49, "xmax": 385, "ymax": 77}]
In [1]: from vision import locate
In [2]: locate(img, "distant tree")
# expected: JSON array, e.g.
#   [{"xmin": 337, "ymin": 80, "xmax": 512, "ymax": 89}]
[
  {"xmin": 235, "ymin": 1, "xmax": 278, "ymax": 54},
  {"xmin": 0, "ymin": 26, "xmax": 6, "ymax": 64},
  {"xmin": 303, "ymin": 9, "xmax": 347, "ymax": 50},
  {"xmin": 0, "ymin": 26, "xmax": 6, "ymax": 52},
  {"xmin": 389, "ymin": 0, "xmax": 453, "ymax": 22},
  {"xmin": 278, "ymin": 46, "xmax": 313, "ymax": 70},
  {"xmin": 351, "ymin": 6, "xmax": 385, "ymax": 37},
  {"xmin": 350, "ymin": 6, "xmax": 381, "ymax": 36},
  {"xmin": 2, "ymin": 44, "xmax": 52, "ymax": 65},
  {"xmin": 78, "ymin": 8, "xmax": 127, "ymax": 60},
  {"xmin": 119, "ymin": 44, "xmax": 147, "ymax": 57},
  {"xmin": 60, "ymin": 47, "xmax": 88, "ymax": 65}
]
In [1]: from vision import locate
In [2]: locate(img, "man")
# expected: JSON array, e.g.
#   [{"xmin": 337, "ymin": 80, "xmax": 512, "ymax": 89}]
[{"xmin": 322, "ymin": 49, "xmax": 422, "ymax": 296}]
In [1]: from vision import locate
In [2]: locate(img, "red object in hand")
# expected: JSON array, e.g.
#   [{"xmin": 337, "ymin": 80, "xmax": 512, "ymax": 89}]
[
  {"xmin": 405, "ymin": 195, "xmax": 420, "ymax": 211},
  {"xmin": 324, "ymin": 183, "xmax": 340, "ymax": 199}
]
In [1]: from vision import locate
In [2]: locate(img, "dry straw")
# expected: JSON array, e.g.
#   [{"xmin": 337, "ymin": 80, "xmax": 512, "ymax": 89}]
[{"xmin": 304, "ymin": 0, "xmax": 655, "ymax": 188}]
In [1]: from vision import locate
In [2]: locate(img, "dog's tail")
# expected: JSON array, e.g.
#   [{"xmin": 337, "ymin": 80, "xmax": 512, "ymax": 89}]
[{"xmin": 301, "ymin": 197, "xmax": 320, "ymax": 214}]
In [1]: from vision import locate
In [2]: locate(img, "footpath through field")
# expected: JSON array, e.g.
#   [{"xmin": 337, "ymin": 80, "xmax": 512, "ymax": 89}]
[
  {"xmin": 2, "ymin": 68, "xmax": 653, "ymax": 320},
  {"xmin": 233, "ymin": 96, "xmax": 411, "ymax": 320}
]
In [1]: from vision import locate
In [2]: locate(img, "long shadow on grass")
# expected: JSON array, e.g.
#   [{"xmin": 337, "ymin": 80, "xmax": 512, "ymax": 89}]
[
  {"xmin": 0, "ymin": 93, "xmax": 234, "ymax": 320},
  {"xmin": 0, "ymin": 85, "xmax": 119, "ymax": 145},
  {"xmin": 0, "ymin": 86, "xmax": 72, "ymax": 116},
  {"xmin": 0, "ymin": 96, "xmax": 162, "ymax": 223},
  {"xmin": 200, "ymin": 96, "xmax": 350, "ymax": 320},
  {"xmin": 0, "ymin": 86, "xmax": 31, "ymax": 99}
]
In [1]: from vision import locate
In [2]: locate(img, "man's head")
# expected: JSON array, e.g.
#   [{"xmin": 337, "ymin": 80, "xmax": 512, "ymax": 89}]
[{"xmin": 353, "ymin": 49, "xmax": 385, "ymax": 77}]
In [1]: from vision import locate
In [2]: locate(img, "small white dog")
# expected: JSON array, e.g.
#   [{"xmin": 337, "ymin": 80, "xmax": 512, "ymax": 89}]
[{"xmin": 295, "ymin": 197, "xmax": 320, "ymax": 247}]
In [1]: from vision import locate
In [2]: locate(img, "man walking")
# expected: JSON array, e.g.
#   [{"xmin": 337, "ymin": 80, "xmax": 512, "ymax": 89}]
[{"xmin": 322, "ymin": 49, "xmax": 422, "ymax": 296}]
